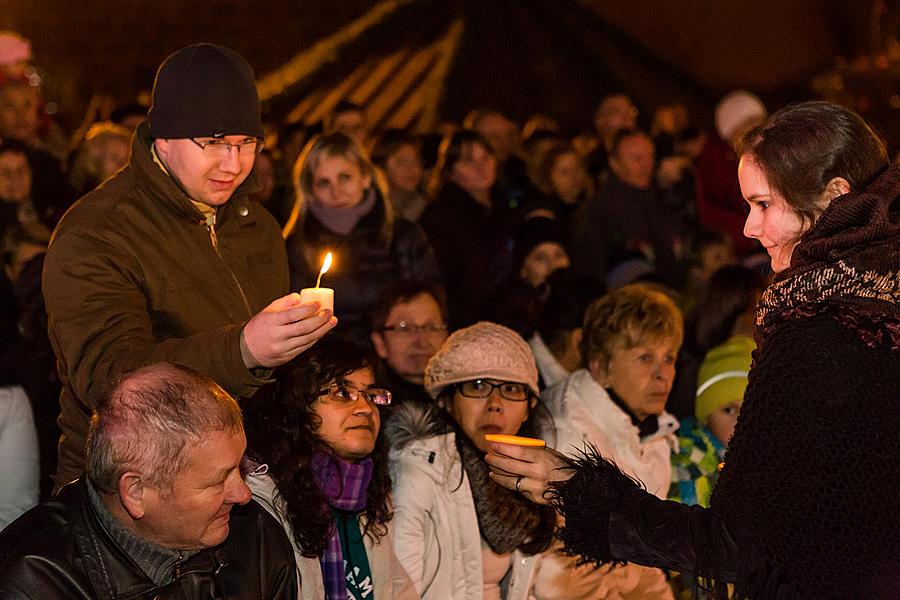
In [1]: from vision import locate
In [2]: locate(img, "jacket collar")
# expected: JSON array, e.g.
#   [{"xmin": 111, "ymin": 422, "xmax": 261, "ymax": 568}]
[
  {"xmin": 568, "ymin": 369, "xmax": 679, "ymax": 443},
  {"xmin": 63, "ymin": 479, "xmax": 229, "ymax": 600}
]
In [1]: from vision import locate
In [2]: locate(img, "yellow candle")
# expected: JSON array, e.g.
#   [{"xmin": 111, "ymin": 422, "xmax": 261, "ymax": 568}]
[
  {"xmin": 484, "ymin": 434, "xmax": 546, "ymax": 447},
  {"xmin": 299, "ymin": 252, "xmax": 334, "ymax": 313}
]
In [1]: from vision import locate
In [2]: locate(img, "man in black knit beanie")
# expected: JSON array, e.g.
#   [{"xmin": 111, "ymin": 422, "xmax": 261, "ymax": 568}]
[{"xmin": 43, "ymin": 43, "xmax": 336, "ymax": 488}]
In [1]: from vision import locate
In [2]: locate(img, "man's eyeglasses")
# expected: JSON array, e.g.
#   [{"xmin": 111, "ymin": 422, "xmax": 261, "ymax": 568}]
[
  {"xmin": 455, "ymin": 379, "xmax": 532, "ymax": 402},
  {"xmin": 318, "ymin": 383, "xmax": 392, "ymax": 406},
  {"xmin": 380, "ymin": 322, "xmax": 448, "ymax": 335},
  {"xmin": 189, "ymin": 137, "xmax": 264, "ymax": 157}
]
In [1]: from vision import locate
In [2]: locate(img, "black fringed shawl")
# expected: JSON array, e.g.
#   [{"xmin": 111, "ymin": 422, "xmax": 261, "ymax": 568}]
[{"xmin": 550, "ymin": 165, "xmax": 900, "ymax": 600}]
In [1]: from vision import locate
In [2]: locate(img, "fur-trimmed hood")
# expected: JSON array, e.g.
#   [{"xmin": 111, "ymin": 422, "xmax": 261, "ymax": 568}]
[{"xmin": 383, "ymin": 402, "xmax": 450, "ymax": 452}]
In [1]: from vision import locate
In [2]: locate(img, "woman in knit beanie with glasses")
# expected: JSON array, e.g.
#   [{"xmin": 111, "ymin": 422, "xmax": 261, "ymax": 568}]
[{"xmin": 385, "ymin": 321, "xmax": 556, "ymax": 599}]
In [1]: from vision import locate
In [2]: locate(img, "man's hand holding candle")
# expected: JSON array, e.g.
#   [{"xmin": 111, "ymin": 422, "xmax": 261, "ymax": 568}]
[{"xmin": 240, "ymin": 292, "xmax": 337, "ymax": 369}]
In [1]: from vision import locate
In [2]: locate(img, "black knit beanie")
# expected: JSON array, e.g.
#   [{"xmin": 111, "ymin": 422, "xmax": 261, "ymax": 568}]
[
  {"xmin": 512, "ymin": 216, "xmax": 567, "ymax": 270},
  {"xmin": 148, "ymin": 43, "xmax": 263, "ymax": 139}
]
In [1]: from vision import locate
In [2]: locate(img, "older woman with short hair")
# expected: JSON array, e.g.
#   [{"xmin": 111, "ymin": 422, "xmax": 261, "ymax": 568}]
[
  {"xmin": 532, "ymin": 284, "xmax": 680, "ymax": 599},
  {"xmin": 242, "ymin": 334, "xmax": 416, "ymax": 600}
]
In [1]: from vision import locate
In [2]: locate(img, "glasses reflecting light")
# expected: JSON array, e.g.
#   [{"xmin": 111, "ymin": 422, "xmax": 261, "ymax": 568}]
[
  {"xmin": 380, "ymin": 322, "xmax": 448, "ymax": 335},
  {"xmin": 318, "ymin": 383, "xmax": 392, "ymax": 406},
  {"xmin": 189, "ymin": 137, "xmax": 263, "ymax": 156}
]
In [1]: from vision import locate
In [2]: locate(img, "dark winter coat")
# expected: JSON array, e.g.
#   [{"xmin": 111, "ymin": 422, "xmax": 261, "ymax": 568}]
[
  {"xmin": 552, "ymin": 165, "xmax": 900, "ymax": 600},
  {"xmin": 43, "ymin": 122, "xmax": 289, "ymax": 486},
  {"xmin": 286, "ymin": 191, "xmax": 442, "ymax": 341},
  {"xmin": 0, "ymin": 479, "xmax": 297, "ymax": 600},
  {"xmin": 420, "ymin": 182, "xmax": 515, "ymax": 329},
  {"xmin": 569, "ymin": 176, "xmax": 684, "ymax": 288}
]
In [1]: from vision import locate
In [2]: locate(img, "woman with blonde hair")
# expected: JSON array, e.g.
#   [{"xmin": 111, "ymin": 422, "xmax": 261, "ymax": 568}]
[{"xmin": 284, "ymin": 133, "xmax": 441, "ymax": 340}]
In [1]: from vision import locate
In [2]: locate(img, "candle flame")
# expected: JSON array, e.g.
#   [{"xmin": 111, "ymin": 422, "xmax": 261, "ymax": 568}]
[{"xmin": 316, "ymin": 252, "xmax": 333, "ymax": 288}]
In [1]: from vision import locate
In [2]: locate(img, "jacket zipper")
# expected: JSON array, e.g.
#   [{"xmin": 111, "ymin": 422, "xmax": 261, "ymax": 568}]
[{"xmin": 205, "ymin": 218, "xmax": 253, "ymax": 318}]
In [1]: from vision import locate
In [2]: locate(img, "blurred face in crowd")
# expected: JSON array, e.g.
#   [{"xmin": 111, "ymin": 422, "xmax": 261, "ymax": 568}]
[
  {"xmin": 610, "ymin": 133, "xmax": 655, "ymax": 190},
  {"xmin": 520, "ymin": 242, "xmax": 570, "ymax": 287},
  {"xmin": 475, "ymin": 113, "xmax": 518, "ymax": 162},
  {"xmin": 451, "ymin": 141, "xmax": 496, "ymax": 200},
  {"xmin": 699, "ymin": 242, "xmax": 735, "ymax": 278},
  {"xmin": 384, "ymin": 143, "xmax": 424, "ymax": 194},
  {"xmin": 331, "ymin": 110, "xmax": 368, "ymax": 145},
  {"xmin": 549, "ymin": 151, "xmax": 586, "ymax": 203},
  {"xmin": 0, "ymin": 149, "xmax": 31, "ymax": 202},
  {"xmin": 135, "ymin": 429, "xmax": 251, "ymax": 550},
  {"xmin": 0, "ymin": 84, "xmax": 40, "ymax": 144},
  {"xmin": 249, "ymin": 151, "xmax": 276, "ymax": 203},
  {"xmin": 591, "ymin": 336, "xmax": 678, "ymax": 421},
  {"xmin": 155, "ymin": 136, "xmax": 258, "ymax": 207},
  {"xmin": 371, "ymin": 292, "xmax": 447, "ymax": 385},
  {"xmin": 447, "ymin": 380, "xmax": 532, "ymax": 453},
  {"xmin": 594, "ymin": 94, "xmax": 637, "ymax": 140},
  {"xmin": 739, "ymin": 156, "xmax": 808, "ymax": 273},
  {"xmin": 314, "ymin": 367, "xmax": 381, "ymax": 462},
  {"xmin": 310, "ymin": 154, "xmax": 371, "ymax": 209},
  {"xmin": 95, "ymin": 136, "xmax": 131, "ymax": 181},
  {"xmin": 706, "ymin": 401, "xmax": 741, "ymax": 447}
]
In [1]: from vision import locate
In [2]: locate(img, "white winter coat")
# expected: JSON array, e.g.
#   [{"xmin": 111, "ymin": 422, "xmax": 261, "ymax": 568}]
[
  {"xmin": 535, "ymin": 369, "xmax": 677, "ymax": 600},
  {"xmin": 387, "ymin": 406, "xmax": 540, "ymax": 600},
  {"xmin": 544, "ymin": 369, "xmax": 678, "ymax": 496},
  {"xmin": 246, "ymin": 470, "xmax": 417, "ymax": 600},
  {"xmin": 0, "ymin": 385, "xmax": 39, "ymax": 531}
]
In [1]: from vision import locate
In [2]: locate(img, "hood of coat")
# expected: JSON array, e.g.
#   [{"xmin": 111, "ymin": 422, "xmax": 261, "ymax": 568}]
[{"xmin": 383, "ymin": 402, "xmax": 449, "ymax": 451}]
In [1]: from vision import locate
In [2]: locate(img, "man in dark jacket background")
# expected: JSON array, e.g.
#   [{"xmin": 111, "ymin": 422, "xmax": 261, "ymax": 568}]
[
  {"xmin": 570, "ymin": 129, "xmax": 685, "ymax": 289},
  {"xmin": 0, "ymin": 363, "xmax": 297, "ymax": 599},
  {"xmin": 43, "ymin": 43, "xmax": 336, "ymax": 488}
]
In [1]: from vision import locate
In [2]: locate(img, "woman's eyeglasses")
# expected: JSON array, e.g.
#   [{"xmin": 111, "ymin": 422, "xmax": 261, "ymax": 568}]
[
  {"xmin": 318, "ymin": 384, "xmax": 392, "ymax": 406},
  {"xmin": 455, "ymin": 379, "xmax": 531, "ymax": 402}
]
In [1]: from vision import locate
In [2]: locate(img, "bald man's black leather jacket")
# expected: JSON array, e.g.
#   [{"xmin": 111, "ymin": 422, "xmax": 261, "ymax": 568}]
[{"xmin": 0, "ymin": 479, "xmax": 297, "ymax": 599}]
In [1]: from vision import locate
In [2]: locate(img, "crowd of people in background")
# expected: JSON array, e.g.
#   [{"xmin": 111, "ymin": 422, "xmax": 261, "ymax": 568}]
[{"xmin": 0, "ymin": 33, "xmax": 897, "ymax": 600}]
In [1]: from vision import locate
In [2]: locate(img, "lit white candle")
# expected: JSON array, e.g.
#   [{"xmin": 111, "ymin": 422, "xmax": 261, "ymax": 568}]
[{"xmin": 299, "ymin": 251, "xmax": 334, "ymax": 313}]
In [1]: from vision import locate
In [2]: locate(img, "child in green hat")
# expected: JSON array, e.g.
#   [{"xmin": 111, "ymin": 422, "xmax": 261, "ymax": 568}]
[{"xmin": 668, "ymin": 335, "xmax": 754, "ymax": 507}]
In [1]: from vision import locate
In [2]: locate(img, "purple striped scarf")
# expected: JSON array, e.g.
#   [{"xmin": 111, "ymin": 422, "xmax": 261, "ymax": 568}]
[{"xmin": 311, "ymin": 452, "xmax": 373, "ymax": 600}]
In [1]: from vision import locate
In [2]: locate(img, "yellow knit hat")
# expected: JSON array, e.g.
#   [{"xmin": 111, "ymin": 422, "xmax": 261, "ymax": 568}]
[{"xmin": 695, "ymin": 336, "xmax": 755, "ymax": 424}]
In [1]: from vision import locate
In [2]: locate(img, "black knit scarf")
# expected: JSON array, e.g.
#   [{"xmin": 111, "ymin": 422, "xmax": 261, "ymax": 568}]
[
  {"xmin": 448, "ymin": 416, "xmax": 555, "ymax": 555},
  {"xmin": 606, "ymin": 387, "xmax": 659, "ymax": 439}
]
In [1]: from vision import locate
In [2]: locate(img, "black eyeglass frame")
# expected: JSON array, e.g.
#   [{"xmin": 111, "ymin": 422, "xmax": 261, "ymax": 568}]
[{"xmin": 454, "ymin": 379, "xmax": 533, "ymax": 402}]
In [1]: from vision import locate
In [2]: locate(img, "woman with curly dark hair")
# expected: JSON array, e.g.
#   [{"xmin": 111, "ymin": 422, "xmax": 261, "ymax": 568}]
[{"xmin": 242, "ymin": 334, "xmax": 416, "ymax": 600}]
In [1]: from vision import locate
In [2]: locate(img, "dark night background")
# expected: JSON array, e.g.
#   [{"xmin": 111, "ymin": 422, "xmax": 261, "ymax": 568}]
[{"xmin": 1, "ymin": 0, "xmax": 897, "ymax": 145}]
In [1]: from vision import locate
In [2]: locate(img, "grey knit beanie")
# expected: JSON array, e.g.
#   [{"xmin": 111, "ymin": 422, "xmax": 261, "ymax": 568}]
[
  {"xmin": 424, "ymin": 321, "xmax": 539, "ymax": 399},
  {"xmin": 149, "ymin": 43, "xmax": 263, "ymax": 140}
]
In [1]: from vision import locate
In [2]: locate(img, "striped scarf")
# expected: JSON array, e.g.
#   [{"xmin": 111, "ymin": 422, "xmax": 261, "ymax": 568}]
[{"xmin": 311, "ymin": 452, "xmax": 373, "ymax": 600}]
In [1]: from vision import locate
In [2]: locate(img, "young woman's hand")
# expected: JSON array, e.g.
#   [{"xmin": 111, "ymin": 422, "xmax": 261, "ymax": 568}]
[{"xmin": 485, "ymin": 443, "xmax": 573, "ymax": 505}]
